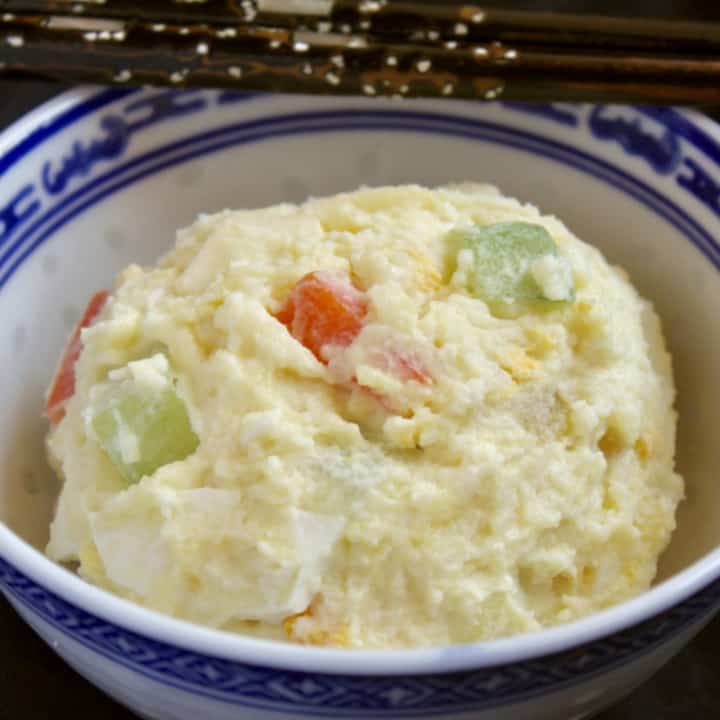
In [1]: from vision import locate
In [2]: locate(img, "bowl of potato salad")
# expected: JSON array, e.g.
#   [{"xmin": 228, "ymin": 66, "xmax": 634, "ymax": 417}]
[{"xmin": 1, "ymin": 88, "xmax": 720, "ymax": 720}]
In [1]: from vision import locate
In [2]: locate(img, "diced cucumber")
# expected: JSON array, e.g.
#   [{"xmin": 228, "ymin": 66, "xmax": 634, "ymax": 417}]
[
  {"xmin": 88, "ymin": 356, "xmax": 198, "ymax": 484},
  {"xmin": 459, "ymin": 222, "xmax": 574, "ymax": 315}
]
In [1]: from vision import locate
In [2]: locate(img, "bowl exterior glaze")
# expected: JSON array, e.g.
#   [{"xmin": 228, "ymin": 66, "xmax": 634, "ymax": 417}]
[{"xmin": 2, "ymin": 88, "xmax": 720, "ymax": 720}]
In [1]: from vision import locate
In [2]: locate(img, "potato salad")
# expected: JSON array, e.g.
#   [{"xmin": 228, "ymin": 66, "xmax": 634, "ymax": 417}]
[{"xmin": 45, "ymin": 184, "xmax": 683, "ymax": 648}]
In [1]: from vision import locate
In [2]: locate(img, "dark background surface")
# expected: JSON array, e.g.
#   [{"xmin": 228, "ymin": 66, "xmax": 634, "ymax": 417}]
[{"xmin": 2, "ymin": 1, "xmax": 720, "ymax": 718}]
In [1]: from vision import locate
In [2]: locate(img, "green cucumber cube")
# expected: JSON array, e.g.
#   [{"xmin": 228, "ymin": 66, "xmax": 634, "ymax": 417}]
[
  {"xmin": 89, "ymin": 357, "xmax": 198, "ymax": 484},
  {"xmin": 461, "ymin": 222, "xmax": 574, "ymax": 315}
]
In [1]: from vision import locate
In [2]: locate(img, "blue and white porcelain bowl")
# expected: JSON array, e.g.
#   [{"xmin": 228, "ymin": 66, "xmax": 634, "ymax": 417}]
[{"xmin": 1, "ymin": 88, "xmax": 720, "ymax": 720}]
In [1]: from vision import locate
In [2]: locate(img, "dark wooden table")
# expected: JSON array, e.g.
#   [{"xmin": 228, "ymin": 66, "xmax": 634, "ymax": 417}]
[{"xmin": 3, "ymin": 2, "xmax": 720, "ymax": 714}]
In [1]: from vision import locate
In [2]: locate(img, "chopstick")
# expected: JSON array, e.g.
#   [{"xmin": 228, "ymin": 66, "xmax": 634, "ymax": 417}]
[
  {"xmin": 1, "ymin": 1, "xmax": 719, "ymax": 105},
  {"xmin": 3, "ymin": 1, "xmax": 719, "ymax": 51}
]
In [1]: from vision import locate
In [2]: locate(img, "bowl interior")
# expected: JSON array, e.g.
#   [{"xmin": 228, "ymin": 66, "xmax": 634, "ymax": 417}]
[{"xmin": 0, "ymin": 92, "xmax": 718, "ymax": 602}]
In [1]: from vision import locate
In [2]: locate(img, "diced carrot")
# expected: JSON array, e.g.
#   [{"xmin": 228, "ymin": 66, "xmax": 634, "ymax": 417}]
[
  {"xmin": 278, "ymin": 272, "xmax": 432, "ymax": 413},
  {"xmin": 275, "ymin": 297, "xmax": 296, "ymax": 329},
  {"xmin": 45, "ymin": 290, "xmax": 110, "ymax": 424},
  {"xmin": 378, "ymin": 349, "xmax": 432, "ymax": 385},
  {"xmin": 276, "ymin": 271, "xmax": 368, "ymax": 362}
]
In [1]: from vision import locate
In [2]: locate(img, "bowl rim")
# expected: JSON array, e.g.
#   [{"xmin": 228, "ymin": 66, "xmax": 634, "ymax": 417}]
[{"xmin": 1, "ymin": 87, "xmax": 720, "ymax": 677}]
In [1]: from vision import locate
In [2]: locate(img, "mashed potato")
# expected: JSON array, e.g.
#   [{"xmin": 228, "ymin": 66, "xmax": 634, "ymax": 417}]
[{"xmin": 45, "ymin": 184, "xmax": 683, "ymax": 648}]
